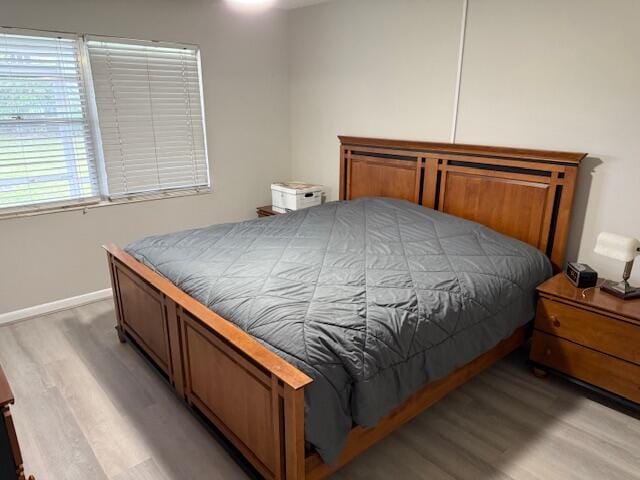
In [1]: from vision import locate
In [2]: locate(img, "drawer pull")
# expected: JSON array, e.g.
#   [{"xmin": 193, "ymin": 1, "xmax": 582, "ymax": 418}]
[
  {"xmin": 545, "ymin": 348, "xmax": 552, "ymax": 356},
  {"xmin": 552, "ymin": 316, "xmax": 561, "ymax": 327}
]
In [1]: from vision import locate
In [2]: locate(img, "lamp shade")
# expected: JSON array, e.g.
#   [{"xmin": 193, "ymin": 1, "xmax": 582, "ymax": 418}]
[{"xmin": 594, "ymin": 232, "xmax": 640, "ymax": 263}]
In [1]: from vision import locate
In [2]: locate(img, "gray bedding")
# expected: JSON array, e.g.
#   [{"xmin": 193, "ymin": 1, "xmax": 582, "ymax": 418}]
[{"xmin": 126, "ymin": 197, "xmax": 552, "ymax": 464}]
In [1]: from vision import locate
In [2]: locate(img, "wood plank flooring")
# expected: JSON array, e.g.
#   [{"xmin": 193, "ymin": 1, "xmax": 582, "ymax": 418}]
[{"xmin": 0, "ymin": 299, "xmax": 638, "ymax": 479}]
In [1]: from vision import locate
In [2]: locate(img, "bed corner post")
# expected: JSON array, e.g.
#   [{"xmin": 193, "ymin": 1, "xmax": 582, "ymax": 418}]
[
  {"xmin": 339, "ymin": 145, "xmax": 346, "ymax": 201},
  {"xmin": 283, "ymin": 384, "xmax": 306, "ymax": 480},
  {"xmin": 105, "ymin": 246, "xmax": 126, "ymax": 344}
]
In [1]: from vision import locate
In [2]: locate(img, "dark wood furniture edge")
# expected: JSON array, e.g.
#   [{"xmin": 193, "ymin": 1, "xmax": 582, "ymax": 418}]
[
  {"xmin": 338, "ymin": 136, "xmax": 587, "ymax": 164},
  {"xmin": 530, "ymin": 330, "xmax": 640, "ymax": 405},
  {"xmin": 257, "ymin": 205, "xmax": 281, "ymax": 217},
  {"xmin": 0, "ymin": 365, "xmax": 13, "ymax": 408},
  {"xmin": 536, "ymin": 275, "xmax": 640, "ymax": 326},
  {"xmin": 537, "ymin": 292, "xmax": 640, "ymax": 328},
  {"xmin": 1, "ymin": 364, "xmax": 35, "ymax": 480}
]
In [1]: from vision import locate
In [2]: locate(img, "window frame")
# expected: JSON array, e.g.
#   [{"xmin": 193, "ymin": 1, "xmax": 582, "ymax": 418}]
[
  {"xmin": 0, "ymin": 27, "xmax": 102, "ymax": 216},
  {"xmin": 0, "ymin": 27, "xmax": 211, "ymax": 220}
]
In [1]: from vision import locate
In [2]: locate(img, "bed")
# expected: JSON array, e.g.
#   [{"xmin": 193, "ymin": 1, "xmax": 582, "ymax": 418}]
[{"xmin": 104, "ymin": 136, "xmax": 586, "ymax": 479}]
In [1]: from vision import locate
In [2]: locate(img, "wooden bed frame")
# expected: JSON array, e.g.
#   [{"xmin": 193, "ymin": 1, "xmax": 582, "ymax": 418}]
[{"xmin": 104, "ymin": 137, "xmax": 585, "ymax": 480}]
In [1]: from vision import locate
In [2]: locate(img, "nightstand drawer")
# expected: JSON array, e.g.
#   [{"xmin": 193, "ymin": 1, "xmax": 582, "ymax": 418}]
[
  {"xmin": 531, "ymin": 331, "xmax": 640, "ymax": 403},
  {"xmin": 535, "ymin": 298, "xmax": 640, "ymax": 365}
]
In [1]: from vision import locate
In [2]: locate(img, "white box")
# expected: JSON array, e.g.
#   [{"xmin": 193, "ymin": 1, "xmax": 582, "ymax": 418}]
[{"xmin": 271, "ymin": 182, "xmax": 323, "ymax": 213}]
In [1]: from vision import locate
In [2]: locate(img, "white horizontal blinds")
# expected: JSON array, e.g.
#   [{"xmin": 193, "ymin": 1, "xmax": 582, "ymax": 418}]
[
  {"xmin": 0, "ymin": 32, "xmax": 98, "ymax": 210},
  {"xmin": 87, "ymin": 38, "xmax": 209, "ymax": 197}
]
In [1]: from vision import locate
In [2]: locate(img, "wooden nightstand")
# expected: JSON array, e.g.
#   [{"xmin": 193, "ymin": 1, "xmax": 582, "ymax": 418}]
[
  {"xmin": 530, "ymin": 274, "xmax": 640, "ymax": 404},
  {"xmin": 256, "ymin": 205, "xmax": 282, "ymax": 218}
]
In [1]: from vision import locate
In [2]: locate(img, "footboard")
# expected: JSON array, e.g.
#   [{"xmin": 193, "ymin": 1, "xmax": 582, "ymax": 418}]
[{"xmin": 104, "ymin": 244, "xmax": 312, "ymax": 480}]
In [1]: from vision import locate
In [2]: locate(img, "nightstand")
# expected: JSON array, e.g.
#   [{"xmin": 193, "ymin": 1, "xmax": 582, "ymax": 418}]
[
  {"xmin": 256, "ymin": 205, "xmax": 282, "ymax": 218},
  {"xmin": 530, "ymin": 273, "xmax": 640, "ymax": 404}
]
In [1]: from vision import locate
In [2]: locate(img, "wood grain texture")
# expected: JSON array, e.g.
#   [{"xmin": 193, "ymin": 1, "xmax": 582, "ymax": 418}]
[
  {"xmin": 532, "ymin": 274, "xmax": 640, "ymax": 405},
  {"xmin": 338, "ymin": 136, "xmax": 587, "ymax": 164},
  {"xmin": 347, "ymin": 156, "xmax": 422, "ymax": 202},
  {"xmin": 0, "ymin": 364, "xmax": 13, "ymax": 407},
  {"xmin": 184, "ymin": 321, "xmax": 276, "ymax": 476},
  {"xmin": 109, "ymin": 250, "xmax": 310, "ymax": 480},
  {"xmin": 284, "ymin": 386, "xmax": 305, "ymax": 480},
  {"xmin": 1, "ymin": 301, "xmax": 639, "ymax": 479},
  {"xmin": 165, "ymin": 299, "xmax": 185, "ymax": 399},
  {"xmin": 116, "ymin": 269, "xmax": 170, "ymax": 372},
  {"xmin": 0, "ymin": 363, "xmax": 34, "ymax": 480},
  {"xmin": 439, "ymin": 172, "xmax": 549, "ymax": 247},
  {"xmin": 339, "ymin": 136, "xmax": 585, "ymax": 272},
  {"xmin": 104, "ymin": 245, "xmax": 312, "ymax": 392},
  {"xmin": 0, "ymin": 302, "xmax": 247, "ymax": 480},
  {"xmin": 536, "ymin": 298, "xmax": 640, "ymax": 365},
  {"xmin": 531, "ymin": 331, "xmax": 640, "ymax": 403},
  {"xmin": 257, "ymin": 206, "xmax": 281, "ymax": 218},
  {"xmin": 537, "ymin": 274, "xmax": 640, "ymax": 325}
]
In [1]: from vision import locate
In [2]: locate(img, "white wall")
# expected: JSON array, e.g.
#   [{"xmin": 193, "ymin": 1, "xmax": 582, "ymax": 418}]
[
  {"xmin": 289, "ymin": 0, "xmax": 464, "ymax": 199},
  {"xmin": 0, "ymin": 0, "xmax": 290, "ymax": 313},
  {"xmin": 457, "ymin": 0, "xmax": 640, "ymax": 283},
  {"xmin": 289, "ymin": 0, "xmax": 640, "ymax": 284}
]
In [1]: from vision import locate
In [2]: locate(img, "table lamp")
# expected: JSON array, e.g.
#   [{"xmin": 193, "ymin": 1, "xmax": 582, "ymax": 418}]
[{"xmin": 594, "ymin": 232, "xmax": 640, "ymax": 300}]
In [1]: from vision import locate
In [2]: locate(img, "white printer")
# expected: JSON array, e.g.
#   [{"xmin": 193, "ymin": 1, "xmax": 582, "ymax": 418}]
[{"xmin": 271, "ymin": 182, "xmax": 323, "ymax": 213}]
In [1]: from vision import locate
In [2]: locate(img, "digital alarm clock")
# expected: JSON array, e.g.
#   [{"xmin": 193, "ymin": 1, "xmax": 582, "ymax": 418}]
[{"xmin": 565, "ymin": 262, "xmax": 598, "ymax": 288}]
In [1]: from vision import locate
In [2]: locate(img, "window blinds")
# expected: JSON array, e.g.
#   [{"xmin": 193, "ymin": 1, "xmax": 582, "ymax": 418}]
[
  {"xmin": 87, "ymin": 38, "xmax": 209, "ymax": 198},
  {"xmin": 0, "ymin": 32, "xmax": 98, "ymax": 210}
]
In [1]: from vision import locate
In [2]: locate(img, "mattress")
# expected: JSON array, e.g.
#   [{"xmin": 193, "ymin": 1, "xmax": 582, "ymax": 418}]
[{"xmin": 126, "ymin": 197, "xmax": 552, "ymax": 464}]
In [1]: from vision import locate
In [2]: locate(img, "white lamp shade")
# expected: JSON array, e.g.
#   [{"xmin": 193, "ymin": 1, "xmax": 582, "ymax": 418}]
[{"xmin": 594, "ymin": 232, "xmax": 640, "ymax": 263}]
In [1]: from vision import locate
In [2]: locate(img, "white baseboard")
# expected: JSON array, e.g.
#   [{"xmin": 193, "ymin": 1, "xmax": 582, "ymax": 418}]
[{"xmin": 0, "ymin": 288, "xmax": 113, "ymax": 327}]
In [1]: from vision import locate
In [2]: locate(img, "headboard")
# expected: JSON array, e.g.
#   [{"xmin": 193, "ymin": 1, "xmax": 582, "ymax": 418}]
[{"xmin": 339, "ymin": 136, "xmax": 586, "ymax": 271}]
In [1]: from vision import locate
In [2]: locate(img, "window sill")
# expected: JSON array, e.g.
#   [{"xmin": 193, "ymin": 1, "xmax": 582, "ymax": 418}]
[{"xmin": 0, "ymin": 188, "xmax": 212, "ymax": 221}]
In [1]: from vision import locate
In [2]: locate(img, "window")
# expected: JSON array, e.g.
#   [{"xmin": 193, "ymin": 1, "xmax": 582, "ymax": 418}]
[
  {"xmin": 0, "ymin": 32, "xmax": 98, "ymax": 211},
  {"xmin": 87, "ymin": 38, "xmax": 209, "ymax": 198},
  {"xmin": 0, "ymin": 29, "xmax": 209, "ymax": 215}
]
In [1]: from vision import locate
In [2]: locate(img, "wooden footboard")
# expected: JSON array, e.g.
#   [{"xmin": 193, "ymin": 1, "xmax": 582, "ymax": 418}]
[
  {"xmin": 105, "ymin": 243, "xmax": 528, "ymax": 480},
  {"xmin": 105, "ymin": 244, "xmax": 530, "ymax": 480},
  {"xmin": 105, "ymin": 244, "xmax": 311, "ymax": 480}
]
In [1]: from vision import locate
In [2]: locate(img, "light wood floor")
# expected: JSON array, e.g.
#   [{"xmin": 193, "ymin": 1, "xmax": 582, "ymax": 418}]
[{"xmin": 0, "ymin": 300, "xmax": 639, "ymax": 480}]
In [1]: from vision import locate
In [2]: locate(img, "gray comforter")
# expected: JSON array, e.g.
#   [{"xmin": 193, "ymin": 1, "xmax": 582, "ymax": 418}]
[{"xmin": 126, "ymin": 197, "xmax": 552, "ymax": 464}]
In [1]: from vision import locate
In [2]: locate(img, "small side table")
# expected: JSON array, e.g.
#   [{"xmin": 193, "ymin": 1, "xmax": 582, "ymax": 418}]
[
  {"xmin": 256, "ymin": 205, "xmax": 283, "ymax": 218},
  {"xmin": 530, "ymin": 273, "xmax": 640, "ymax": 404}
]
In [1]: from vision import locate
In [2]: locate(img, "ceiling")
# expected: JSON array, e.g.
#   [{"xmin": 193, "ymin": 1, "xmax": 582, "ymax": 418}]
[{"xmin": 277, "ymin": 0, "xmax": 332, "ymax": 9}]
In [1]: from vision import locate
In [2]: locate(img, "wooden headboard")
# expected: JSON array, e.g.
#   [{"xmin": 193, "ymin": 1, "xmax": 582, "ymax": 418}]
[{"xmin": 339, "ymin": 136, "xmax": 586, "ymax": 270}]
